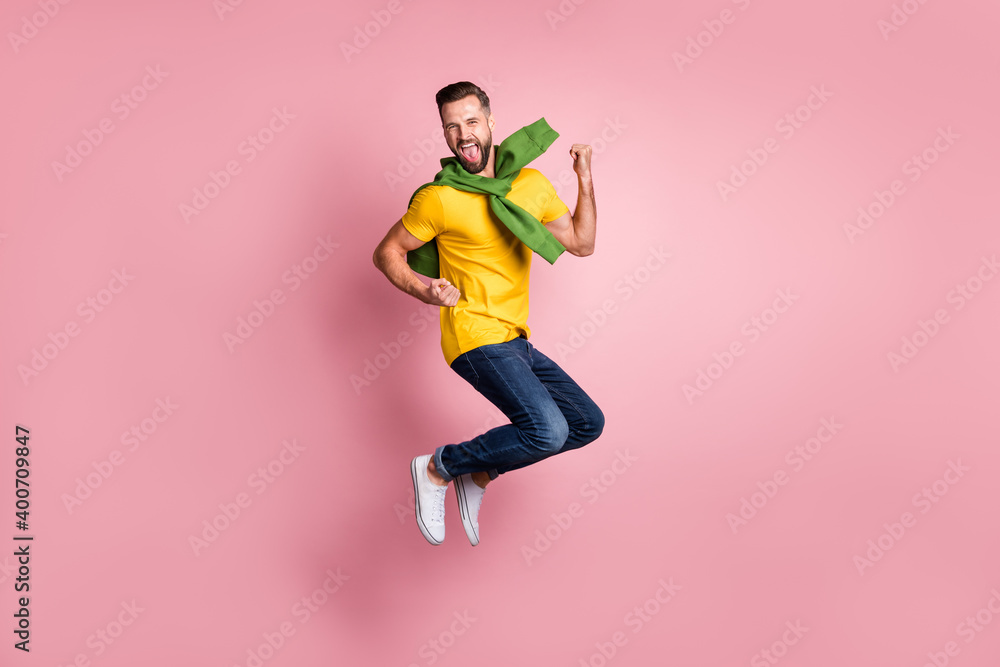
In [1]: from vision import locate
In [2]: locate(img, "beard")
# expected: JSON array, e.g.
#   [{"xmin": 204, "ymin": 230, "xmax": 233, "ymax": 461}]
[{"xmin": 451, "ymin": 133, "xmax": 492, "ymax": 174}]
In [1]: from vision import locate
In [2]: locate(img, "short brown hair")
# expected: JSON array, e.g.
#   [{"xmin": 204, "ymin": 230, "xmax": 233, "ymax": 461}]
[{"xmin": 435, "ymin": 81, "xmax": 491, "ymax": 120}]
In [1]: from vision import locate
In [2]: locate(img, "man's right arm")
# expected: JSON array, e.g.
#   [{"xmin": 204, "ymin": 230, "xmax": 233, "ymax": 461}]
[{"xmin": 372, "ymin": 220, "xmax": 460, "ymax": 307}]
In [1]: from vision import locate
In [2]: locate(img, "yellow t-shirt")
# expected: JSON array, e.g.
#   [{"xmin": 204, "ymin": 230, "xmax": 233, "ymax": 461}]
[{"xmin": 401, "ymin": 168, "xmax": 570, "ymax": 367}]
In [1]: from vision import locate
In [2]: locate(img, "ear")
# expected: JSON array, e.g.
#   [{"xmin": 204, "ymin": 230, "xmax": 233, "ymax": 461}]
[{"xmin": 488, "ymin": 114, "xmax": 495, "ymax": 132}]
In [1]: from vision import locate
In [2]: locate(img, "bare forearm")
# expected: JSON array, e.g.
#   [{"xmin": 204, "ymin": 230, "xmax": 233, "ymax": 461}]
[
  {"xmin": 373, "ymin": 247, "xmax": 430, "ymax": 303},
  {"xmin": 573, "ymin": 174, "xmax": 596, "ymax": 256}
]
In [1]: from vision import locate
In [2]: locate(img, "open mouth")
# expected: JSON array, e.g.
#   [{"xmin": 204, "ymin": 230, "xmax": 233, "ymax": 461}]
[{"xmin": 459, "ymin": 141, "xmax": 480, "ymax": 163}]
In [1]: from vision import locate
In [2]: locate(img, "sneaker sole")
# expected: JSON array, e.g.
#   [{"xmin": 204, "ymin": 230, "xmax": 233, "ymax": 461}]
[
  {"xmin": 411, "ymin": 457, "xmax": 443, "ymax": 546},
  {"xmin": 455, "ymin": 475, "xmax": 480, "ymax": 546}
]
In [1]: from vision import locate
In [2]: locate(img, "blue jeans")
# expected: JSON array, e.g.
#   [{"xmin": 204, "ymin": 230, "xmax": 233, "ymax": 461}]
[{"xmin": 433, "ymin": 334, "xmax": 605, "ymax": 483}]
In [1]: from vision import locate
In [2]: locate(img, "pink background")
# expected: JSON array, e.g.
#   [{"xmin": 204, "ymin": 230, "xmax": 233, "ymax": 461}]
[{"xmin": 2, "ymin": 0, "xmax": 999, "ymax": 665}]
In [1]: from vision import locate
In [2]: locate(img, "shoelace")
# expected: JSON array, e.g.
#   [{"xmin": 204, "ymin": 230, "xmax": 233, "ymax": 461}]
[
  {"xmin": 430, "ymin": 486, "xmax": 447, "ymax": 524},
  {"xmin": 468, "ymin": 482, "xmax": 486, "ymax": 519}
]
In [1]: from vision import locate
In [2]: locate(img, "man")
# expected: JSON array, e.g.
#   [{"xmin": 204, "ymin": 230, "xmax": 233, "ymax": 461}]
[{"xmin": 372, "ymin": 81, "xmax": 605, "ymax": 546}]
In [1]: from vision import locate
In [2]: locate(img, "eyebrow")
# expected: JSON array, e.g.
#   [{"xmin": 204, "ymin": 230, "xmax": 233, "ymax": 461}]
[{"xmin": 445, "ymin": 115, "xmax": 481, "ymax": 128}]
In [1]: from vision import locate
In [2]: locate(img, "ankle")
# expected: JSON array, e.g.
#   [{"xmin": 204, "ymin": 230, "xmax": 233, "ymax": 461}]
[
  {"xmin": 471, "ymin": 471, "xmax": 490, "ymax": 489},
  {"xmin": 426, "ymin": 459, "xmax": 448, "ymax": 487}
]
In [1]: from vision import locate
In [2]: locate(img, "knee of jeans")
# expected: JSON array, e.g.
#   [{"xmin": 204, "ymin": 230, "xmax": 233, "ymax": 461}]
[
  {"xmin": 523, "ymin": 410, "xmax": 569, "ymax": 454},
  {"xmin": 585, "ymin": 405, "xmax": 606, "ymax": 442},
  {"xmin": 530, "ymin": 412, "xmax": 569, "ymax": 454}
]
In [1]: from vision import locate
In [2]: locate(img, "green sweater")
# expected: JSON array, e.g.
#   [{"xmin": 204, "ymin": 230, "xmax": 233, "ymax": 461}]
[{"xmin": 405, "ymin": 118, "xmax": 567, "ymax": 279}]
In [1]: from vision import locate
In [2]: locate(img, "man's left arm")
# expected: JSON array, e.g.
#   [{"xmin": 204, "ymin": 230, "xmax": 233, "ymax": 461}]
[{"xmin": 545, "ymin": 143, "xmax": 595, "ymax": 257}]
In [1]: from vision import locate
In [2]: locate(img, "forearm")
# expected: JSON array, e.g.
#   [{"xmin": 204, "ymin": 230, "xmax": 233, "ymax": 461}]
[
  {"xmin": 373, "ymin": 247, "xmax": 430, "ymax": 303},
  {"xmin": 573, "ymin": 173, "xmax": 596, "ymax": 256}
]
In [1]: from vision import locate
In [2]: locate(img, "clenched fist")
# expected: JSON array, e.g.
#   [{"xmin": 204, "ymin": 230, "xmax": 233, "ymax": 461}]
[
  {"xmin": 570, "ymin": 143, "xmax": 592, "ymax": 177},
  {"xmin": 426, "ymin": 277, "xmax": 460, "ymax": 307}
]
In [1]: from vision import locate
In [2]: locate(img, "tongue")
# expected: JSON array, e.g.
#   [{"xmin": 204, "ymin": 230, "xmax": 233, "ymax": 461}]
[{"xmin": 461, "ymin": 144, "xmax": 479, "ymax": 162}]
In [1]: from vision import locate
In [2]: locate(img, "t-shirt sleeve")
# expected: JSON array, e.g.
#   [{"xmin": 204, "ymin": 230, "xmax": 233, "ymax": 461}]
[
  {"xmin": 400, "ymin": 186, "xmax": 444, "ymax": 243},
  {"xmin": 536, "ymin": 174, "xmax": 570, "ymax": 224}
]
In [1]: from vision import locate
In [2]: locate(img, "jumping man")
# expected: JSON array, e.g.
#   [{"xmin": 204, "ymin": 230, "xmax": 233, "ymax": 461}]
[{"xmin": 372, "ymin": 81, "xmax": 605, "ymax": 546}]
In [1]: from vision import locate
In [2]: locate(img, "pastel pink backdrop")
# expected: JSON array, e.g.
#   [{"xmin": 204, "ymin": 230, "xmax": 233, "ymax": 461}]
[{"xmin": 2, "ymin": 0, "xmax": 998, "ymax": 665}]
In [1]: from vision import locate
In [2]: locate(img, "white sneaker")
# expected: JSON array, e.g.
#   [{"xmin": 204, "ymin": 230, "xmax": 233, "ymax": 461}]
[
  {"xmin": 411, "ymin": 455, "xmax": 447, "ymax": 545},
  {"xmin": 454, "ymin": 474, "xmax": 486, "ymax": 546}
]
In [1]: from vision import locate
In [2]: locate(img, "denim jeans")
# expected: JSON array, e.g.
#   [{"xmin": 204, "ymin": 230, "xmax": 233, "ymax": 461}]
[{"xmin": 433, "ymin": 334, "xmax": 605, "ymax": 483}]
